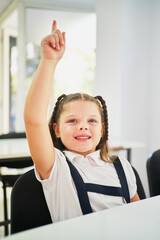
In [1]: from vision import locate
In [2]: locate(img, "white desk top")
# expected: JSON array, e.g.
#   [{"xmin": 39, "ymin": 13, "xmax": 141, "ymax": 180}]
[
  {"xmin": 0, "ymin": 138, "xmax": 144, "ymax": 159},
  {"xmin": 3, "ymin": 196, "xmax": 160, "ymax": 240},
  {"xmin": 109, "ymin": 140, "xmax": 146, "ymax": 149},
  {"xmin": 0, "ymin": 139, "xmax": 30, "ymax": 159}
]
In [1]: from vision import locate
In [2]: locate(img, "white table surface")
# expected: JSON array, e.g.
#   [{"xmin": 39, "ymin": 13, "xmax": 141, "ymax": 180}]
[
  {"xmin": 0, "ymin": 139, "xmax": 30, "ymax": 159},
  {"xmin": 0, "ymin": 138, "xmax": 144, "ymax": 159},
  {"xmin": 3, "ymin": 196, "xmax": 160, "ymax": 240},
  {"xmin": 110, "ymin": 140, "xmax": 146, "ymax": 148}
]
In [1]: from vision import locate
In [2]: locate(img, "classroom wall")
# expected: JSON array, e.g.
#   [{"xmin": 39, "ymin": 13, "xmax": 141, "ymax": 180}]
[{"xmin": 95, "ymin": 0, "xmax": 160, "ymax": 197}]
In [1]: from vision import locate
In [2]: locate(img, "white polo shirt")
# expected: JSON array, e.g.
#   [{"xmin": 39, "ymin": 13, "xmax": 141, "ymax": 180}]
[{"xmin": 35, "ymin": 148, "xmax": 137, "ymax": 223}]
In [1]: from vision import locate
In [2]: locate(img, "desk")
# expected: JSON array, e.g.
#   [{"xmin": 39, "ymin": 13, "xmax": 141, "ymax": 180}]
[
  {"xmin": 0, "ymin": 138, "xmax": 142, "ymax": 164},
  {"xmin": 110, "ymin": 141, "xmax": 145, "ymax": 163},
  {"xmin": 0, "ymin": 139, "xmax": 30, "ymax": 159},
  {"xmin": 0, "ymin": 139, "xmax": 32, "ymax": 168},
  {"xmin": 3, "ymin": 196, "xmax": 160, "ymax": 240}
]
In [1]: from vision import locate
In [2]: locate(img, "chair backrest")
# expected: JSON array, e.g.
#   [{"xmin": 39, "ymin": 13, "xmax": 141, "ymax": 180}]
[
  {"xmin": 147, "ymin": 149, "xmax": 160, "ymax": 197},
  {"xmin": 132, "ymin": 166, "xmax": 146, "ymax": 199},
  {"xmin": 11, "ymin": 169, "xmax": 52, "ymax": 234}
]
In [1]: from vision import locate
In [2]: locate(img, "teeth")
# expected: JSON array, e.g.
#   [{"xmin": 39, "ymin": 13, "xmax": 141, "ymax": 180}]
[{"xmin": 76, "ymin": 137, "xmax": 89, "ymax": 139}]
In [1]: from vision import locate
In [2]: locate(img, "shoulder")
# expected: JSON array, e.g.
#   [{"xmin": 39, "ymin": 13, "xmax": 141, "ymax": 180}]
[
  {"xmin": 35, "ymin": 148, "xmax": 69, "ymax": 182},
  {"xmin": 117, "ymin": 157, "xmax": 134, "ymax": 175},
  {"xmin": 113, "ymin": 156, "xmax": 135, "ymax": 182},
  {"xmin": 54, "ymin": 147, "xmax": 66, "ymax": 160},
  {"xmin": 53, "ymin": 147, "xmax": 70, "ymax": 171}
]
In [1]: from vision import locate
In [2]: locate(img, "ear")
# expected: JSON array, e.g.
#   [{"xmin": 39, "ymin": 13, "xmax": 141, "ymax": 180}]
[{"xmin": 53, "ymin": 123, "xmax": 61, "ymax": 138}]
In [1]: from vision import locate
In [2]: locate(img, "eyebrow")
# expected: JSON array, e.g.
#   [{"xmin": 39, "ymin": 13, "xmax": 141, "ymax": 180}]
[
  {"xmin": 64, "ymin": 115, "xmax": 76, "ymax": 118},
  {"xmin": 65, "ymin": 114, "xmax": 101, "ymax": 119}
]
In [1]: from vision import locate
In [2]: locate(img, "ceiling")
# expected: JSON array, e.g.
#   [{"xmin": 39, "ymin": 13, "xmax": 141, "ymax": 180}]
[
  {"xmin": 0, "ymin": 1, "xmax": 96, "ymax": 48},
  {"xmin": 0, "ymin": 0, "xmax": 95, "ymax": 17},
  {"xmin": 0, "ymin": 0, "xmax": 13, "ymax": 16}
]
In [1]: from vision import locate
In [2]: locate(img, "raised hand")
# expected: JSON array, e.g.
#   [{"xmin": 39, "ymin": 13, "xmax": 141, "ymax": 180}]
[{"xmin": 41, "ymin": 20, "xmax": 66, "ymax": 62}]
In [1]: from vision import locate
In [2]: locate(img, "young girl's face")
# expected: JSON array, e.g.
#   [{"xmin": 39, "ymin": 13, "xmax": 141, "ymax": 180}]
[{"xmin": 53, "ymin": 100, "xmax": 104, "ymax": 156}]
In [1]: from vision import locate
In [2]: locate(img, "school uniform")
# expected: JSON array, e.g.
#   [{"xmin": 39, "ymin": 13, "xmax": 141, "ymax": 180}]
[{"xmin": 35, "ymin": 148, "xmax": 137, "ymax": 223}]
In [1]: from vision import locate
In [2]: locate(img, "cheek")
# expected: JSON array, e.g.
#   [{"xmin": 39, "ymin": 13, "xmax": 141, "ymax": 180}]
[
  {"xmin": 59, "ymin": 125, "xmax": 74, "ymax": 139},
  {"xmin": 63, "ymin": 125, "xmax": 74, "ymax": 132},
  {"xmin": 92, "ymin": 126, "xmax": 103, "ymax": 138}
]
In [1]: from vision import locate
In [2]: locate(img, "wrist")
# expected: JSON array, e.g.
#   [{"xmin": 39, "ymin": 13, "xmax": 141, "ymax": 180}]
[{"xmin": 40, "ymin": 57, "xmax": 59, "ymax": 66}]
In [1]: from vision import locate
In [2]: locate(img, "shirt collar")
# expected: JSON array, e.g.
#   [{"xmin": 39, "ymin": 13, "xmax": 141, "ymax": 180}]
[{"xmin": 63, "ymin": 150, "xmax": 105, "ymax": 166}]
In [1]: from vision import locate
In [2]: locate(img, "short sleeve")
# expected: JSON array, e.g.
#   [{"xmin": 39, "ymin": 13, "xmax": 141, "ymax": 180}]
[
  {"xmin": 119, "ymin": 157, "xmax": 137, "ymax": 199},
  {"xmin": 34, "ymin": 160, "xmax": 56, "ymax": 181},
  {"xmin": 34, "ymin": 148, "xmax": 66, "ymax": 186}
]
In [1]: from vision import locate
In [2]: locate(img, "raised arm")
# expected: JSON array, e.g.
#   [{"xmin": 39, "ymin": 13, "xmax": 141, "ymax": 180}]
[{"xmin": 24, "ymin": 21, "xmax": 65, "ymax": 179}]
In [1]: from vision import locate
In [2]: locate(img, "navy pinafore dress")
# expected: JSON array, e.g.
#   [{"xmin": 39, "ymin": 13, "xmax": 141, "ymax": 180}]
[{"xmin": 66, "ymin": 157, "xmax": 130, "ymax": 215}]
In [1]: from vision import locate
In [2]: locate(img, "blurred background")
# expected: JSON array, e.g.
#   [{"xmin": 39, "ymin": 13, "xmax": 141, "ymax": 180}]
[{"xmin": 0, "ymin": 0, "xmax": 160, "ymax": 207}]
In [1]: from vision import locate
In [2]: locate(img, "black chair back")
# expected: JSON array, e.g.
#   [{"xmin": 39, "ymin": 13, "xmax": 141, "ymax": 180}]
[
  {"xmin": 147, "ymin": 149, "xmax": 160, "ymax": 197},
  {"xmin": 11, "ymin": 169, "xmax": 52, "ymax": 234},
  {"xmin": 132, "ymin": 166, "xmax": 146, "ymax": 199}
]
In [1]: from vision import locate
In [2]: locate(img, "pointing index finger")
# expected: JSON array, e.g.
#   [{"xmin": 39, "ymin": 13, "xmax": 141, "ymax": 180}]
[{"xmin": 52, "ymin": 20, "xmax": 57, "ymax": 33}]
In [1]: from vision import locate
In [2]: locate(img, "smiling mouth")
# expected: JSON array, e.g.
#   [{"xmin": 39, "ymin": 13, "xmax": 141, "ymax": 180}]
[{"xmin": 75, "ymin": 136, "xmax": 91, "ymax": 140}]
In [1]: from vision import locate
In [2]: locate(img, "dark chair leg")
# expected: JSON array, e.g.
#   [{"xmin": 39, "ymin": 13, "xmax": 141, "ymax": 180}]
[{"xmin": 3, "ymin": 184, "xmax": 9, "ymax": 236}]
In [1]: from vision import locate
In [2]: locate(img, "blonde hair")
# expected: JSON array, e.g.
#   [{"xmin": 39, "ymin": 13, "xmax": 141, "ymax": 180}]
[{"xmin": 49, "ymin": 93, "xmax": 112, "ymax": 162}]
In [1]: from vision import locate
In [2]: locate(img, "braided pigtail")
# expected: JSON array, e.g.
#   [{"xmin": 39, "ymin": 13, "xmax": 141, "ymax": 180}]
[
  {"xmin": 95, "ymin": 96, "xmax": 109, "ymax": 141},
  {"xmin": 95, "ymin": 95, "xmax": 110, "ymax": 162},
  {"xmin": 49, "ymin": 94, "xmax": 66, "ymax": 150}
]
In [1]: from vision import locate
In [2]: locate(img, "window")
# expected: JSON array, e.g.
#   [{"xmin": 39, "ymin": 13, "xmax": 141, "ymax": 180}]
[
  {"xmin": 0, "ymin": 9, "xmax": 18, "ymax": 132},
  {"xmin": 26, "ymin": 8, "xmax": 96, "ymax": 117},
  {"xmin": 0, "ymin": 7, "xmax": 96, "ymax": 133},
  {"xmin": 9, "ymin": 35, "xmax": 17, "ymax": 131}
]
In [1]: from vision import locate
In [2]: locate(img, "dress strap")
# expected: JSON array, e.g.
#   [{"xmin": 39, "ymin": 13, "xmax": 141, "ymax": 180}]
[
  {"xmin": 66, "ymin": 156, "xmax": 130, "ymax": 215},
  {"xmin": 113, "ymin": 157, "xmax": 130, "ymax": 203},
  {"xmin": 85, "ymin": 183, "xmax": 123, "ymax": 196},
  {"xmin": 66, "ymin": 158, "xmax": 93, "ymax": 214}
]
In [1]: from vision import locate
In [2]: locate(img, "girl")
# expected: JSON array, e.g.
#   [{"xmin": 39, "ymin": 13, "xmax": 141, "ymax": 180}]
[{"xmin": 24, "ymin": 20, "xmax": 140, "ymax": 223}]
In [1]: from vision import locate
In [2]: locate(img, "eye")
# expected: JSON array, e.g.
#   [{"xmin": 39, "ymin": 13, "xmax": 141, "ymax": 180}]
[
  {"xmin": 68, "ymin": 119, "xmax": 77, "ymax": 123},
  {"xmin": 89, "ymin": 119, "xmax": 97, "ymax": 123}
]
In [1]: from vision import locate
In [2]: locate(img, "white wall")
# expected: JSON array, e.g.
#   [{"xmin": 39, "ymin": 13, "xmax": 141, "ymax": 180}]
[
  {"xmin": 149, "ymin": 1, "xmax": 160, "ymax": 154},
  {"xmin": 95, "ymin": 0, "xmax": 123, "ymax": 140},
  {"xmin": 95, "ymin": 0, "xmax": 160, "ymax": 197}
]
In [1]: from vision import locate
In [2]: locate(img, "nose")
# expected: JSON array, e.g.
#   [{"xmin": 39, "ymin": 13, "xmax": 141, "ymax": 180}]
[
  {"xmin": 79, "ymin": 121, "xmax": 88, "ymax": 130},
  {"xmin": 80, "ymin": 127, "xmax": 88, "ymax": 130}
]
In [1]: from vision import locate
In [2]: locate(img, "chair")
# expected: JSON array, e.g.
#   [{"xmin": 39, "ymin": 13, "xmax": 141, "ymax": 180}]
[
  {"xmin": 147, "ymin": 149, "xmax": 160, "ymax": 197},
  {"xmin": 11, "ymin": 164, "xmax": 145, "ymax": 234},
  {"xmin": 132, "ymin": 166, "xmax": 146, "ymax": 199},
  {"xmin": 0, "ymin": 132, "xmax": 32, "ymax": 236},
  {"xmin": 11, "ymin": 169, "xmax": 52, "ymax": 234}
]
